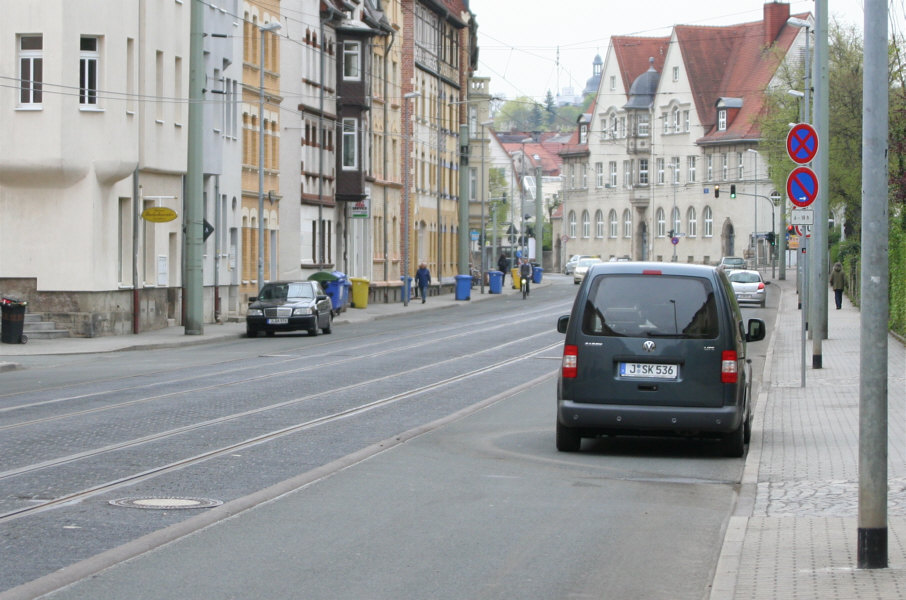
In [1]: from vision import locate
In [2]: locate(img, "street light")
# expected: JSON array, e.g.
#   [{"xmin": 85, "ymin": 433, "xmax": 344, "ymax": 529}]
[
  {"xmin": 516, "ymin": 137, "xmax": 532, "ymax": 265},
  {"xmin": 748, "ymin": 149, "xmax": 759, "ymax": 269},
  {"xmin": 667, "ymin": 162, "xmax": 678, "ymax": 261},
  {"xmin": 257, "ymin": 21, "xmax": 281, "ymax": 292},
  {"xmin": 478, "ymin": 120, "xmax": 494, "ymax": 294},
  {"xmin": 402, "ymin": 91, "xmax": 421, "ymax": 306}
]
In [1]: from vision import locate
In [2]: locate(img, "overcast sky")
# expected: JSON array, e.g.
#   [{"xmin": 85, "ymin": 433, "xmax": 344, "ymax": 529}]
[{"xmin": 470, "ymin": 0, "xmax": 885, "ymax": 102}]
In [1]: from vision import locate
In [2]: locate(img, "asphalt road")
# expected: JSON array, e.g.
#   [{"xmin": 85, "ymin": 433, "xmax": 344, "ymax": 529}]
[{"xmin": 0, "ymin": 274, "xmax": 777, "ymax": 599}]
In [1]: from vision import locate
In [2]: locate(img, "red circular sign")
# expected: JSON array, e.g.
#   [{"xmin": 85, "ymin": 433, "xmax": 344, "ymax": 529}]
[
  {"xmin": 786, "ymin": 123, "xmax": 819, "ymax": 164},
  {"xmin": 787, "ymin": 166, "xmax": 819, "ymax": 207}
]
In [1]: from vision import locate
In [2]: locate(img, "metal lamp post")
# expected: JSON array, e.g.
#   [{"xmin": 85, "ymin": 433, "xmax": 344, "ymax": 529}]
[
  {"xmin": 668, "ymin": 162, "xmax": 678, "ymax": 261},
  {"xmin": 748, "ymin": 149, "xmax": 759, "ymax": 269},
  {"xmin": 402, "ymin": 91, "xmax": 421, "ymax": 306},
  {"xmin": 257, "ymin": 21, "xmax": 281, "ymax": 292},
  {"xmin": 478, "ymin": 120, "xmax": 494, "ymax": 293}
]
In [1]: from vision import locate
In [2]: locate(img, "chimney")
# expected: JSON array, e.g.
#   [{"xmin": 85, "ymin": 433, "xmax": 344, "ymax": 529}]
[{"xmin": 763, "ymin": 1, "xmax": 791, "ymax": 47}]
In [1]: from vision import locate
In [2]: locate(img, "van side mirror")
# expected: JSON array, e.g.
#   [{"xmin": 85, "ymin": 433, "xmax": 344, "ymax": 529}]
[
  {"xmin": 746, "ymin": 318, "xmax": 766, "ymax": 342},
  {"xmin": 557, "ymin": 315, "xmax": 569, "ymax": 334}
]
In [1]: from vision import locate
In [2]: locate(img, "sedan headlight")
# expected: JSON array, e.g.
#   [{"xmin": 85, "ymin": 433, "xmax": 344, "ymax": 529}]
[
  {"xmin": 248, "ymin": 308, "xmax": 263, "ymax": 316},
  {"xmin": 293, "ymin": 306, "xmax": 317, "ymax": 316}
]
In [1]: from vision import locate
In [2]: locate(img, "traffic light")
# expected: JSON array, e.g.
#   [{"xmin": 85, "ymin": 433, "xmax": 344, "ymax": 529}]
[
  {"xmin": 714, "ymin": 185, "xmax": 720, "ymax": 198},
  {"xmin": 767, "ymin": 231, "xmax": 775, "ymax": 246},
  {"xmin": 667, "ymin": 229, "xmax": 674, "ymax": 239},
  {"xmin": 730, "ymin": 184, "xmax": 737, "ymax": 198}
]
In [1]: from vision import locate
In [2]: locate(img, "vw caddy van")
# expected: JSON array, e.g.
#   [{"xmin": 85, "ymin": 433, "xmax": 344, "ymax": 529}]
[{"xmin": 556, "ymin": 262, "xmax": 766, "ymax": 456}]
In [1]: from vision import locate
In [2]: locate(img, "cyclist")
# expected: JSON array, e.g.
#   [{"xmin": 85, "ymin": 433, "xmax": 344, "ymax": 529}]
[{"xmin": 519, "ymin": 259, "xmax": 533, "ymax": 297}]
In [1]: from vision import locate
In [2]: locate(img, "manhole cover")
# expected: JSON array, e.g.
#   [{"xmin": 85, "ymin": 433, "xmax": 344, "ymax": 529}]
[{"xmin": 109, "ymin": 497, "xmax": 223, "ymax": 510}]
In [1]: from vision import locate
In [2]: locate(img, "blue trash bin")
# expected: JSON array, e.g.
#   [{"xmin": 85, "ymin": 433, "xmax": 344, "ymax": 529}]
[
  {"xmin": 454, "ymin": 274, "xmax": 472, "ymax": 301},
  {"xmin": 321, "ymin": 271, "xmax": 348, "ymax": 314},
  {"xmin": 532, "ymin": 265, "xmax": 543, "ymax": 284},
  {"xmin": 488, "ymin": 270, "xmax": 503, "ymax": 294},
  {"xmin": 400, "ymin": 276, "xmax": 412, "ymax": 304}
]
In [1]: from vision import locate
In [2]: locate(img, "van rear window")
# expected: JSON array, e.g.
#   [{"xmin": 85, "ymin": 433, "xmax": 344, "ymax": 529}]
[{"xmin": 582, "ymin": 275, "xmax": 719, "ymax": 338}]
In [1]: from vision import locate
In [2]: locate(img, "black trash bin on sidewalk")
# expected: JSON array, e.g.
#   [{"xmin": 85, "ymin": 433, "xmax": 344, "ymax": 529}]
[{"xmin": 1, "ymin": 297, "xmax": 28, "ymax": 344}]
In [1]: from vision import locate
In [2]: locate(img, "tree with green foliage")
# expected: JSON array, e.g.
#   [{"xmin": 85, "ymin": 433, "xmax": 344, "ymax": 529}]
[{"xmin": 544, "ymin": 91, "xmax": 557, "ymax": 128}]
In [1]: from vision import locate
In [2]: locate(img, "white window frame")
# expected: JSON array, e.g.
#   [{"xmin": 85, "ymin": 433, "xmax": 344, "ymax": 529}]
[
  {"xmin": 718, "ymin": 109, "xmax": 727, "ymax": 131},
  {"xmin": 638, "ymin": 159, "xmax": 649, "ymax": 185},
  {"xmin": 609, "ymin": 75, "xmax": 616, "ymax": 91},
  {"xmin": 582, "ymin": 210, "xmax": 590, "ymax": 238},
  {"xmin": 721, "ymin": 153, "xmax": 728, "ymax": 180},
  {"xmin": 609, "ymin": 162, "xmax": 617, "ymax": 187},
  {"xmin": 623, "ymin": 209, "xmax": 632, "ymax": 239},
  {"xmin": 671, "ymin": 157, "xmax": 680, "ymax": 184},
  {"xmin": 80, "ymin": 36, "xmax": 99, "ymax": 106},
  {"xmin": 342, "ymin": 118, "xmax": 358, "ymax": 169},
  {"xmin": 609, "ymin": 210, "xmax": 618, "ymax": 238},
  {"xmin": 656, "ymin": 158, "xmax": 665, "ymax": 184},
  {"xmin": 595, "ymin": 210, "xmax": 604, "ymax": 238},
  {"xmin": 579, "ymin": 124, "xmax": 588, "ymax": 144},
  {"xmin": 595, "ymin": 162, "xmax": 604, "ymax": 188},
  {"xmin": 568, "ymin": 211, "xmax": 577, "ymax": 238},
  {"xmin": 672, "ymin": 66, "xmax": 679, "ymax": 81},
  {"xmin": 672, "ymin": 206, "xmax": 681, "ymax": 235},
  {"xmin": 687, "ymin": 207, "xmax": 697, "ymax": 238},
  {"xmin": 18, "ymin": 35, "xmax": 43, "ymax": 106},
  {"xmin": 672, "ymin": 107, "xmax": 680, "ymax": 133},
  {"xmin": 687, "ymin": 156, "xmax": 696, "ymax": 183},
  {"xmin": 704, "ymin": 206, "xmax": 714, "ymax": 237},
  {"xmin": 738, "ymin": 152, "xmax": 744, "ymax": 179},
  {"xmin": 343, "ymin": 41, "xmax": 361, "ymax": 81},
  {"xmin": 683, "ymin": 110, "xmax": 690, "ymax": 132},
  {"xmin": 637, "ymin": 113, "xmax": 649, "ymax": 137},
  {"xmin": 656, "ymin": 208, "xmax": 666, "ymax": 237},
  {"xmin": 707, "ymin": 155, "xmax": 713, "ymax": 181}
]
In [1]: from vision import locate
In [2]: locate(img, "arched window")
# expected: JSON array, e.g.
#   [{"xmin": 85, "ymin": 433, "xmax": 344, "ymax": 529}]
[
  {"xmin": 687, "ymin": 207, "xmax": 697, "ymax": 238},
  {"xmin": 595, "ymin": 209, "xmax": 604, "ymax": 238},
  {"xmin": 672, "ymin": 206, "xmax": 681, "ymax": 235},
  {"xmin": 703, "ymin": 206, "xmax": 713, "ymax": 237},
  {"xmin": 582, "ymin": 210, "xmax": 590, "ymax": 238},
  {"xmin": 568, "ymin": 211, "xmax": 577, "ymax": 238},
  {"xmin": 656, "ymin": 208, "xmax": 666, "ymax": 237},
  {"xmin": 623, "ymin": 209, "xmax": 632, "ymax": 238},
  {"xmin": 609, "ymin": 210, "xmax": 618, "ymax": 238}
]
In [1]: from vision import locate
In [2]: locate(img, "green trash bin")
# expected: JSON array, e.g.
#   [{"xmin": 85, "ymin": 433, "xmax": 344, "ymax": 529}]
[{"xmin": 349, "ymin": 277, "xmax": 370, "ymax": 309}]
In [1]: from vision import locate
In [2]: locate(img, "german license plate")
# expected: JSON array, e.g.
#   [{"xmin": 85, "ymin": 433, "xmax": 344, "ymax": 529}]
[
  {"xmin": 267, "ymin": 318, "xmax": 288, "ymax": 325},
  {"xmin": 619, "ymin": 362, "xmax": 678, "ymax": 379}
]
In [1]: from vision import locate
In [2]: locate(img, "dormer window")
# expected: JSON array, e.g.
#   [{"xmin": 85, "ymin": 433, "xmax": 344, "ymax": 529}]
[
  {"xmin": 718, "ymin": 109, "xmax": 727, "ymax": 131},
  {"xmin": 579, "ymin": 124, "xmax": 588, "ymax": 144}
]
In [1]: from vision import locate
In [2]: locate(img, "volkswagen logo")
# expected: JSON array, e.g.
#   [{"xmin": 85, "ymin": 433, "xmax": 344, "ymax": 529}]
[{"xmin": 643, "ymin": 340, "xmax": 656, "ymax": 352}]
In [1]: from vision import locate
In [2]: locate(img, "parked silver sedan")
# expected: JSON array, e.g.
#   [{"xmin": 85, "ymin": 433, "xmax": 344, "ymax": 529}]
[
  {"xmin": 573, "ymin": 257, "xmax": 604, "ymax": 284},
  {"xmin": 727, "ymin": 269, "xmax": 768, "ymax": 308}
]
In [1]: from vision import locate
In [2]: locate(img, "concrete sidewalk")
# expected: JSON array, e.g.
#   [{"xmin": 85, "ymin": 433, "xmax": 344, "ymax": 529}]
[
  {"xmin": 710, "ymin": 275, "xmax": 906, "ymax": 598},
  {"xmin": 0, "ymin": 272, "xmax": 543, "ymax": 364}
]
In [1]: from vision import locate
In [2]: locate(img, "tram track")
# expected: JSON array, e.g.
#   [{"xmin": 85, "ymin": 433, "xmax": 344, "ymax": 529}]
[
  {"xmin": 0, "ymin": 302, "xmax": 567, "ymax": 421},
  {"xmin": 0, "ymin": 337, "xmax": 562, "ymax": 524}
]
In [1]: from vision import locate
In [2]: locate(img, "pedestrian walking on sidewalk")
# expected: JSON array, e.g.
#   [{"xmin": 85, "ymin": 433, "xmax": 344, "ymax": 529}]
[
  {"xmin": 415, "ymin": 263, "xmax": 431, "ymax": 304},
  {"xmin": 497, "ymin": 253, "xmax": 510, "ymax": 285},
  {"xmin": 830, "ymin": 261, "xmax": 845, "ymax": 309}
]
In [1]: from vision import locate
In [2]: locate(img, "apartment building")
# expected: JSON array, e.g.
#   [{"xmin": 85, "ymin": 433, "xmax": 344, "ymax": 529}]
[
  {"xmin": 0, "ymin": 0, "xmax": 241, "ymax": 335},
  {"xmin": 561, "ymin": 1, "xmax": 808, "ymax": 266}
]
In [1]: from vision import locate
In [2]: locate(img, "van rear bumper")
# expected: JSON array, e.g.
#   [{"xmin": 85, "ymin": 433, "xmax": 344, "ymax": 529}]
[{"xmin": 558, "ymin": 400, "xmax": 743, "ymax": 435}]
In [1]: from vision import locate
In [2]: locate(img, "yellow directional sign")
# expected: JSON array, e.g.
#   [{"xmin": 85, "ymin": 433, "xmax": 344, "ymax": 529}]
[{"xmin": 141, "ymin": 207, "xmax": 178, "ymax": 223}]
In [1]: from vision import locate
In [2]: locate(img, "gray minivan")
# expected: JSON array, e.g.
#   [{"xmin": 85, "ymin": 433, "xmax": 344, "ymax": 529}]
[{"xmin": 556, "ymin": 262, "xmax": 766, "ymax": 456}]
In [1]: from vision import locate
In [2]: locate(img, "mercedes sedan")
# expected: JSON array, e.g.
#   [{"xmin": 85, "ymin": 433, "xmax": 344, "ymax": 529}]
[{"xmin": 246, "ymin": 281, "xmax": 333, "ymax": 337}]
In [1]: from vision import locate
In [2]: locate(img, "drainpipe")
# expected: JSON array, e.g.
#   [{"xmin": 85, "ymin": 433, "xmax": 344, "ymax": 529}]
[{"xmin": 382, "ymin": 30, "xmax": 394, "ymax": 297}]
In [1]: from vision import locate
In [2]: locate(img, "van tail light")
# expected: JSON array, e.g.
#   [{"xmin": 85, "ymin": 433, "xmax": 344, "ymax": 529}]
[
  {"xmin": 721, "ymin": 350, "xmax": 738, "ymax": 383},
  {"xmin": 562, "ymin": 345, "xmax": 578, "ymax": 379}
]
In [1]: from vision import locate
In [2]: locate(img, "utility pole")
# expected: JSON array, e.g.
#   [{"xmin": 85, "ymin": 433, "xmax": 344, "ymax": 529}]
[
  {"xmin": 811, "ymin": 0, "xmax": 830, "ymax": 367},
  {"xmin": 184, "ymin": 0, "xmax": 204, "ymax": 335},
  {"xmin": 858, "ymin": 0, "xmax": 889, "ymax": 570},
  {"xmin": 458, "ymin": 123, "xmax": 470, "ymax": 276},
  {"xmin": 535, "ymin": 165, "xmax": 543, "ymax": 264}
]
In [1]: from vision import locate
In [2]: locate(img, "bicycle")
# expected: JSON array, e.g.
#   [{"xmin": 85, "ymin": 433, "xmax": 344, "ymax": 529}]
[{"xmin": 521, "ymin": 273, "xmax": 529, "ymax": 299}]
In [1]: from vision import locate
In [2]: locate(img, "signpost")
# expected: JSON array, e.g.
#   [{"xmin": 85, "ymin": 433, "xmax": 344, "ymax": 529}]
[
  {"xmin": 786, "ymin": 123, "xmax": 819, "ymax": 164},
  {"xmin": 787, "ymin": 167, "xmax": 819, "ymax": 208}
]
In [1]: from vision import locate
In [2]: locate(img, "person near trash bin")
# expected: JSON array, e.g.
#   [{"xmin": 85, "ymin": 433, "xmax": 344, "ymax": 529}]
[
  {"xmin": 497, "ymin": 253, "xmax": 510, "ymax": 286},
  {"xmin": 415, "ymin": 263, "xmax": 431, "ymax": 304},
  {"xmin": 519, "ymin": 259, "xmax": 532, "ymax": 296},
  {"xmin": 830, "ymin": 261, "xmax": 845, "ymax": 309}
]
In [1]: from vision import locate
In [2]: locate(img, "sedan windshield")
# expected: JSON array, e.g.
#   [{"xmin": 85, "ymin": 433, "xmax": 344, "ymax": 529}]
[{"xmin": 258, "ymin": 283, "xmax": 315, "ymax": 301}]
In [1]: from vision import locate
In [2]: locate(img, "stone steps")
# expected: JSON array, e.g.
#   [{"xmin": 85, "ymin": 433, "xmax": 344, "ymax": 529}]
[{"xmin": 23, "ymin": 313, "xmax": 70, "ymax": 340}]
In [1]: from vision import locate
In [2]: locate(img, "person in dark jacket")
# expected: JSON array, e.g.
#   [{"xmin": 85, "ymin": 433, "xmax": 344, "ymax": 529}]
[
  {"xmin": 830, "ymin": 262, "xmax": 845, "ymax": 309},
  {"xmin": 415, "ymin": 263, "xmax": 431, "ymax": 304},
  {"xmin": 497, "ymin": 253, "xmax": 510, "ymax": 285},
  {"xmin": 519, "ymin": 259, "xmax": 532, "ymax": 295}
]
